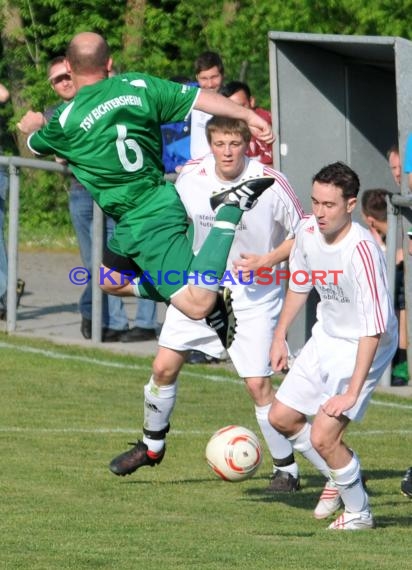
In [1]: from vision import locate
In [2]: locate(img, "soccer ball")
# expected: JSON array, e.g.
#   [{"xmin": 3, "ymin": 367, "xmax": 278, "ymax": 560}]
[{"xmin": 205, "ymin": 425, "xmax": 262, "ymax": 482}]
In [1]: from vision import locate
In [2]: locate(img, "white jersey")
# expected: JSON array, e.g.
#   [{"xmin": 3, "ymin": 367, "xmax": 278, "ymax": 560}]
[
  {"xmin": 276, "ymin": 215, "xmax": 398, "ymax": 421},
  {"xmin": 190, "ymin": 110, "xmax": 212, "ymax": 159},
  {"xmin": 289, "ymin": 215, "xmax": 398, "ymax": 341},
  {"xmin": 176, "ymin": 155, "xmax": 304, "ymax": 310},
  {"xmin": 158, "ymin": 155, "xmax": 303, "ymax": 377}
]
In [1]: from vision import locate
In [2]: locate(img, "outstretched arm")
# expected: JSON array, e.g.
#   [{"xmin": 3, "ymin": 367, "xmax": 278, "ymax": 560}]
[{"xmin": 194, "ymin": 90, "xmax": 275, "ymax": 145}]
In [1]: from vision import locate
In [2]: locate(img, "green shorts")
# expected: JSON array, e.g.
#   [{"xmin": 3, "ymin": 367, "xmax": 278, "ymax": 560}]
[{"xmin": 107, "ymin": 181, "xmax": 195, "ymax": 301}]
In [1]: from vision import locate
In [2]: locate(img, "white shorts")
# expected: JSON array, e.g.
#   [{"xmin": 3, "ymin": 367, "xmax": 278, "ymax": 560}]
[
  {"xmin": 276, "ymin": 322, "xmax": 397, "ymax": 421},
  {"xmin": 159, "ymin": 295, "xmax": 282, "ymax": 378}
]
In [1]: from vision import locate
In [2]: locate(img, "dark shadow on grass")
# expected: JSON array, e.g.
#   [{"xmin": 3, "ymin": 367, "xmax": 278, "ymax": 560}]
[
  {"xmin": 243, "ymin": 468, "xmax": 410, "ymax": 510},
  {"xmin": 244, "ymin": 484, "xmax": 321, "ymax": 510},
  {"xmin": 374, "ymin": 515, "xmax": 412, "ymax": 528},
  {"xmin": 109, "ymin": 468, "xmax": 411, "ymax": 516},
  {"xmin": 113, "ymin": 477, "xmax": 220, "ymax": 485}
]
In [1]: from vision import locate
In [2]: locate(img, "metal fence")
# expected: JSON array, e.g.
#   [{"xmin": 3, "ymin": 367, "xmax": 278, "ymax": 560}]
[{"xmin": 0, "ymin": 155, "xmax": 105, "ymax": 342}]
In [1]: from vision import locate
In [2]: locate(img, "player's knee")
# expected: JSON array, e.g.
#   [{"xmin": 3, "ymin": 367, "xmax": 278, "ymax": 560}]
[
  {"xmin": 268, "ymin": 400, "xmax": 288, "ymax": 433},
  {"xmin": 188, "ymin": 289, "xmax": 216, "ymax": 319},
  {"xmin": 310, "ymin": 430, "xmax": 336, "ymax": 458},
  {"xmin": 245, "ymin": 377, "xmax": 273, "ymax": 405},
  {"xmin": 269, "ymin": 399, "xmax": 301, "ymax": 437},
  {"xmin": 186, "ymin": 296, "xmax": 215, "ymax": 320},
  {"xmin": 172, "ymin": 287, "xmax": 215, "ymax": 320},
  {"xmin": 186, "ymin": 306, "xmax": 210, "ymax": 320},
  {"xmin": 152, "ymin": 359, "xmax": 180, "ymax": 383}
]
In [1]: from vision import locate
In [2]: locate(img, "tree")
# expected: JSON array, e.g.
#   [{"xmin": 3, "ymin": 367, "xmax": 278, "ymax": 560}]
[{"xmin": 2, "ymin": 0, "xmax": 412, "ymax": 240}]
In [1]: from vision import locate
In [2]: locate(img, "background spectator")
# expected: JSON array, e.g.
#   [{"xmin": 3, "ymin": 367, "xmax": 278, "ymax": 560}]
[
  {"xmin": 219, "ymin": 80, "xmax": 273, "ymax": 166},
  {"xmin": 190, "ymin": 51, "xmax": 224, "ymax": 159}
]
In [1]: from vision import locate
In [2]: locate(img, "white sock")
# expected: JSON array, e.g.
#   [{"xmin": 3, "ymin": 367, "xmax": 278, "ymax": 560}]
[
  {"xmin": 330, "ymin": 452, "xmax": 369, "ymax": 514},
  {"xmin": 143, "ymin": 375, "xmax": 177, "ymax": 453},
  {"xmin": 289, "ymin": 422, "xmax": 330, "ymax": 479},
  {"xmin": 255, "ymin": 404, "xmax": 299, "ymax": 478}
]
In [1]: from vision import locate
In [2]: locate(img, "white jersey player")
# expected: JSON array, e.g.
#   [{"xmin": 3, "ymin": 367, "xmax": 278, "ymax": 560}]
[
  {"xmin": 108, "ymin": 116, "xmax": 304, "ymax": 488},
  {"xmin": 269, "ymin": 161, "xmax": 398, "ymax": 529},
  {"xmin": 148, "ymin": 116, "xmax": 303, "ymax": 491}
]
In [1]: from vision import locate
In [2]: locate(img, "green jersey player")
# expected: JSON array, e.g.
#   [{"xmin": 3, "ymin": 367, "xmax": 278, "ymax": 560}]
[{"xmin": 19, "ymin": 32, "xmax": 275, "ymax": 348}]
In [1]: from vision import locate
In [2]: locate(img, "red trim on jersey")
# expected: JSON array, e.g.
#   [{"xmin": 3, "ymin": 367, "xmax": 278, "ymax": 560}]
[
  {"xmin": 356, "ymin": 241, "xmax": 385, "ymax": 333},
  {"xmin": 185, "ymin": 158, "xmax": 202, "ymax": 167},
  {"xmin": 263, "ymin": 166, "xmax": 305, "ymax": 218}
]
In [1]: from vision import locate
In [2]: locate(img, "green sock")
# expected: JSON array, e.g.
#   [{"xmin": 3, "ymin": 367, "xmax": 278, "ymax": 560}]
[{"xmin": 190, "ymin": 206, "xmax": 243, "ymax": 284}]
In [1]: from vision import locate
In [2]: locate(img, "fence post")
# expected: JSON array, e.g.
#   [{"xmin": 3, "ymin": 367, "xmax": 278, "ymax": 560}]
[
  {"xmin": 0, "ymin": 155, "xmax": 107, "ymax": 344},
  {"xmin": 91, "ymin": 202, "xmax": 103, "ymax": 342},
  {"xmin": 6, "ymin": 162, "xmax": 20, "ymax": 332},
  {"xmin": 380, "ymin": 195, "xmax": 398, "ymax": 386}
]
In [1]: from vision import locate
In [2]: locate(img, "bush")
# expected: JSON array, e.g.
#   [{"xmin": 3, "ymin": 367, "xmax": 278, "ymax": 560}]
[{"xmin": 18, "ymin": 169, "xmax": 75, "ymax": 249}]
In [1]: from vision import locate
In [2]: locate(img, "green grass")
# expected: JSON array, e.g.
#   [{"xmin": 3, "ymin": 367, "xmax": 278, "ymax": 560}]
[
  {"xmin": 18, "ymin": 228, "xmax": 78, "ymax": 251},
  {"xmin": 1, "ymin": 333, "xmax": 411, "ymax": 569}
]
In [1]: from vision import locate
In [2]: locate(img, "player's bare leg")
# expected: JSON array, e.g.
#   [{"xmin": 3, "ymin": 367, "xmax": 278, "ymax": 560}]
[
  {"xmin": 245, "ymin": 377, "xmax": 300, "ymax": 492},
  {"xmin": 101, "ymin": 269, "xmax": 226, "ymax": 320},
  {"xmin": 100, "ymin": 267, "xmax": 218, "ymax": 314}
]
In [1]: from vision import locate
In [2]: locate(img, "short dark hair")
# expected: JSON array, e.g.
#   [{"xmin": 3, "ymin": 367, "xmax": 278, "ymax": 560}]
[
  {"xmin": 206, "ymin": 116, "xmax": 251, "ymax": 145},
  {"xmin": 194, "ymin": 51, "xmax": 224, "ymax": 75},
  {"xmin": 219, "ymin": 80, "xmax": 251, "ymax": 99},
  {"xmin": 47, "ymin": 56, "xmax": 66, "ymax": 78},
  {"xmin": 386, "ymin": 144, "xmax": 399, "ymax": 160},
  {"xmin": 361, "ymin": 189, "xmax": 389, "ymax": 221},
  {"xmin": 312, "ymin": 162, "xmax": 360, "ymax": 199}
]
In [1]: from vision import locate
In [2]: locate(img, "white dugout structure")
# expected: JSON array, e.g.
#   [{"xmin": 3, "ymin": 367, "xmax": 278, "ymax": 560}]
[{"xmin": 269, "ymin": 32, "xmax": 412, "ymax": 386}]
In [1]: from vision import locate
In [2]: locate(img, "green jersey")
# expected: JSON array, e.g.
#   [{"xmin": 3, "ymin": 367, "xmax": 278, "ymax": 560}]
[{"xmin": 28, "ymin": 72, "xmax": 199, "ymax": 219}]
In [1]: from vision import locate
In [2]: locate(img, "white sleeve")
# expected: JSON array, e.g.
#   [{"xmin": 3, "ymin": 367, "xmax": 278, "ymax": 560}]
[
  {"xmin": 351, "ymin": 240, "xmax": 392, "ymax": 336},
  {"xmin": 288, "ymin": 225, "xmax": 313, "ymax": 293},
  {"xmin": 271, "ymin": 175, "xmax": 304, "ymax": 240},
  {"xmin": 190, "ymin": 110, "xmax": 212, "ymax": 159},
  {"xmin": 175, "ymin": 161, "xmax": 200, "ymax": 216}
]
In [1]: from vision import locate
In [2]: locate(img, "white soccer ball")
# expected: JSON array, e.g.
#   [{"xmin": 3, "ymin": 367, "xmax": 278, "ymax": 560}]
[{"xmin": 205, "ymin": 425, "xmax": 262, "ymax": 482}]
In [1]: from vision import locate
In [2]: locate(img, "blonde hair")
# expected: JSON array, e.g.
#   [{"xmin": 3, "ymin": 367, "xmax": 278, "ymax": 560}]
[{"xmin": 206, "ymin": 116, "xmax": 251, "ymax": 145}]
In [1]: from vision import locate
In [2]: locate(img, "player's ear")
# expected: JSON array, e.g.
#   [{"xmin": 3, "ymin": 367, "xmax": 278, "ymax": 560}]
[
  {"xmin": 107, "ymin": 57, "xmax": 113, "ymax": 75},
  {"xmin": 347, "ymin": 197, "xmax": 357, "ymax": 213},
  {"xmin": 366, "ymin": 216, "xmax": 375, "ymax": 228}
]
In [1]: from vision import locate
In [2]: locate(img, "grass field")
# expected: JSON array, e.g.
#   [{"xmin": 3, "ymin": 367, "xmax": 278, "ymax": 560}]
[{"xmin": 1, "ymin": 333, "xmax": 411, "ymax": 569}]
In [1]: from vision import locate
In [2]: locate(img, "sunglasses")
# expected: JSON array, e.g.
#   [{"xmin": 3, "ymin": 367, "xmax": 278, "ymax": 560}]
[{"xmin": 50, "ymin": 73, "xmax": 71, "ymax": 85}]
